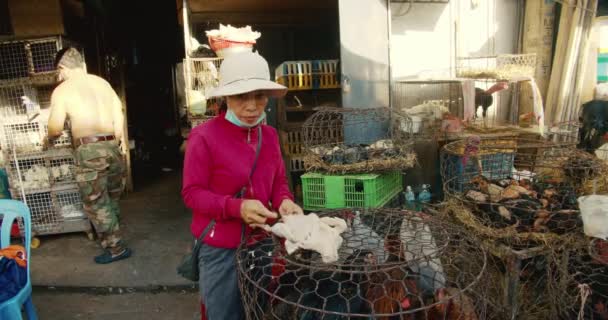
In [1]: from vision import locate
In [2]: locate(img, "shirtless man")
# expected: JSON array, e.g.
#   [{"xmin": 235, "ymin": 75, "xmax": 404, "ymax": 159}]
[{"xmin": 47, "ymin": 47, "xmax": 131, "ymax": 264}]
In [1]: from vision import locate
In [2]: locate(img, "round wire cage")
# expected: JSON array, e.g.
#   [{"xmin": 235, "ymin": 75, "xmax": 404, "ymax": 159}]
[
  {"xmin": 567, "ymin": 241, "xmax": 608, "ymax": 320},
  {"xmin": 301, "ymin": 107, "xmax": 417, "ymax": 174},
  {"xmin": 440, "ymin": 137, "xmax": 603, "ymax": 244},
  {"xmin": 236, "ymin": 208, "xmax": 489, "ymax": 320}
]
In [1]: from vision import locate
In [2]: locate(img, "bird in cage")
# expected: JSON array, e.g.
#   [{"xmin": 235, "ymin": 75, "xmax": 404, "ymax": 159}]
[
  {"xmin": 399, "ymin": 215, "xmax": 446, "ymax": 298},
  {"xmin": 563, "ymin": 155, "xmax": 600, "ymax": 185},
  {"xmin": 340, "ymin": 210, "xmax": 386, "ymax": 262},
  {"xmin": 429, "ymin": 287, "xmax": 479, "ymax": 320},
  {"xmin": 474, "ymin": 82, "xmax": 509, "ymax": 119},
  {"xmin": 258, "ymin": 213, "xmax": 348, "ymax": 264},
  {"xmin": 365, "ymin": 234, "xmax": 424, "ymax": 320},
  {"xmin": 265, "ymin": 249, "xmax": 377, "ymax": 319}
]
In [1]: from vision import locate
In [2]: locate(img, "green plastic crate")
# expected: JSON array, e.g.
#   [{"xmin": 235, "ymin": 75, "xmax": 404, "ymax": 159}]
[{"xmin": 301, "ymin": 171, "xmax": 403, "ymax": 210}]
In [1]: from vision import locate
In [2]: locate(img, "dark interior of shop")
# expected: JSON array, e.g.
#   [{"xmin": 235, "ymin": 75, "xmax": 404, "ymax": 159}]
[{"xmin": 64, "ymin": 0, "xmax": 341, "ymax": 190}]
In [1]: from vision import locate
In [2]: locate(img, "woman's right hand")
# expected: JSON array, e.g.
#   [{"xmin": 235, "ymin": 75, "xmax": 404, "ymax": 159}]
[{"xmin": 240, "ymin": 200, "xmax": 277, "ymax": 225}]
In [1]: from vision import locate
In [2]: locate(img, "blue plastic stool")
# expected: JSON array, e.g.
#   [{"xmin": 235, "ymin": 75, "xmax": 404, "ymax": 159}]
[{"xmin": 0, "ymin": 199, "xmax": 38, "ymax": 320}]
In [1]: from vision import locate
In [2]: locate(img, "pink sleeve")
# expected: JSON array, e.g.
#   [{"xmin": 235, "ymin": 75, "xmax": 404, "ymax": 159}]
[
  {"xmin": 181, "ymin": 133, "xmax": 243, "ymax": 220},
  {"xmin": 270, "ymin": 131, "xmax": 294, "ymax": 211}
]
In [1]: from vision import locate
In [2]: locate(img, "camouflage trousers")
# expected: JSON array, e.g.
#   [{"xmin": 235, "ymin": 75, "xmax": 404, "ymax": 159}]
[{"xmin": 74, "ymin": 141, "xmax": 126, "ymax": 254}]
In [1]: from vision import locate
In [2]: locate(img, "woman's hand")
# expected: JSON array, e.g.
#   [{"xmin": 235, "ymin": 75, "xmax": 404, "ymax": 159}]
[
  {"xmin": 240, "ymin": 200, "xmax": 277, "ymax": 225},
  {"xmin": 279, "ymin": 199, "xmax": 303, "ymax": 216}
]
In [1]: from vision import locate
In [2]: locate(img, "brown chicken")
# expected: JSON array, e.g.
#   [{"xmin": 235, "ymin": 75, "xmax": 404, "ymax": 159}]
[
  {"xmin": 429, "ymin": 287, "xmax": 478, "ymax": 320},
  {"xmin": 364, "ymin": 234, "xmax": 423, "ymax": 320},
  {"xmin": 365, "ymin": 267, "xmax": 422, "ymax": 320}
]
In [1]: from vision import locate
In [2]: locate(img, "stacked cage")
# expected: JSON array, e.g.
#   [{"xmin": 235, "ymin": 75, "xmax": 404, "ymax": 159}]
[
  {"xmin": 454, "ymin": 54, "xmax": 542, "ymax": 131},
  {"xmin": 439, "ymin": 137, "xmax": 604, "ymax": 319},
  {"xmin": 392, "ymin": 80, "xmax": 464, "ymax": 141},
  {"xmin": 237, "ymin": 208, "xmax": 488, "ymax": 320},
  {"xmin": 0, "ymin": 36, "xmax": 90, "ymax": 236},
  {"xmin": 183, "ymin": 57, "xmax": 223, "ymax": 128},
  {"xmin": 299, "ymin": 107, "xmax": 416, "ymax": 210}
]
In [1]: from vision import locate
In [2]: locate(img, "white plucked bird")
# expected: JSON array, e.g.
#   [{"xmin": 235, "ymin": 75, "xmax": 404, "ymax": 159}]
[
  {"xmin": 578, "ymin": 195, "xmax": 608, "ymax": 240},
  {"xmin": 259, "ymin": 213, "xmax": 348, "ymax": 263},
  {"xmin": 399, "ymin": 214, "xmax": 446, "ymax": 297}
]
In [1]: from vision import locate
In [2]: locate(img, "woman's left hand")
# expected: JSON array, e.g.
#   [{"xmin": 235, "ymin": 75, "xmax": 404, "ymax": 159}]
[{"xmin": 279, "ymin": 199, "xmax": 303, "ymax": 216}]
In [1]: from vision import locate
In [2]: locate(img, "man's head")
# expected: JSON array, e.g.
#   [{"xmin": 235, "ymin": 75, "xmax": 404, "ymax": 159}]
[{"xmin": 55, "ymin": 47, "xmax": 85, "ymax": 81}]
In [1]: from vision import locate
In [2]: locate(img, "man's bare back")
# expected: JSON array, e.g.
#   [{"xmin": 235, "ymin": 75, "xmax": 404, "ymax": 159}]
[{"xmin": 48, "ymin": 72, "xmax": 125, "ymax": 151}]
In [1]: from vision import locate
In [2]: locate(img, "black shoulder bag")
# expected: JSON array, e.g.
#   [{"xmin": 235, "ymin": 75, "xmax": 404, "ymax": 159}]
[{"xmin": 177, "ymin": 126, "xmax": 263, "ymax": 282}]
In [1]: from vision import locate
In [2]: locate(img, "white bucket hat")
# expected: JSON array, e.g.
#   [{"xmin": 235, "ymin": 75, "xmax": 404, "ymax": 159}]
[{"xmin": 208, "ymin": 51, "xmax": 287, "ymax": 98}]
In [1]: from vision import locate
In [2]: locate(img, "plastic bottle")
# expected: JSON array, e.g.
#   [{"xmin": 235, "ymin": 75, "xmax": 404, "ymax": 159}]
[
  {"xmin": 418, "ymin": 184, "xmax": 432, "ymax": 208},
  {"xmin": 404, "ymin": 185, "xmax": 416, "ymax": 210}
]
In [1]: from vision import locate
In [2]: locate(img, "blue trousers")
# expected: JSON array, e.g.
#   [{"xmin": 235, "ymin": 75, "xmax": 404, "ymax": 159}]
[
  {"xmin": 198, "ymin": 239, "xmax": 274, "ymax": 320},
  {"xmin": 198, "ymin": 244, "xmax": 244, "ymax": 320}
]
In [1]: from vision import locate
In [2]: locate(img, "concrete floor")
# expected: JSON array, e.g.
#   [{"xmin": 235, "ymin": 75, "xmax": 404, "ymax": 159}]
[
  {"xmin": 33, "ymin": 290, "xmax": 200, "ymax": 320},
  {"xmin": 28, "ymin": 170, "xmax": 201, "ymax": 319}
]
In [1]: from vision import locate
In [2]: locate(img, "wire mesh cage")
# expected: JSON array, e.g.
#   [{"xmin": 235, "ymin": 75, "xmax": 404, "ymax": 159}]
[
  {"xmin": 0, "ymin": 36, "xmax": 84, "ymax": 85},
  {"xmin": 11, "ymin": 189, "xmax": 57, "ymax": 235},
  {"xmin": 54, "ymin": 187, "xmax": 85, "ymax": 220},
  {"xmin": 301, "ymin": 107, "xmax": 417, "ymax": 174},
  {"xmin": 184, "ymin": 57, "xmax": 223, "ymax": 118},
  {"xmin": 42, "ymin": 124, "xmax": 73, "ymax": 148},
  {"xmin": 470, "ymin": 234, "xmax": 590, "ymax": 320},
  {"xmin": 237, "ymin": 208, "xmax": 488, "ymax": 319},
  {"xmin": 440, "ymin": 137, "xmax": 602, "ymax": 244},
  {"xmin": 392, "ymin": 80, "xmax": 464, "ymax": 140},
  {"xmin": 0, "ymin": 41, "xmax": 29, "ymax": 80},
  {"xmin": 564, "ymin": 239, "xmax": 608, "ymax": 320},
  {"xmin": 11, "ymin": 185, "xmax": 86, "ymax": 235},
  {"xmin": 48, "ymin": 153, "xmax": 76, "ymax": 185},
  {"xmin": 546, "ymin": 120, "xmax": 581, "ymax": 147},
  {"xmin": 456, "ymin": 54, "xmax": 537, "ymax": 80},
  {"xmin": 0, "ymin": 84, "xmax": 40, "ymax": 122},
  {"xmin": 6, "ymin": 154, "xmax": 50, "ymax": 191},
  {"xmin": 1, "ymin": 121, "xmax": 45, "ymax": 154},
  {"xmin": 6, "ymin": 149, "xmax": 76, "ymax": 191}
]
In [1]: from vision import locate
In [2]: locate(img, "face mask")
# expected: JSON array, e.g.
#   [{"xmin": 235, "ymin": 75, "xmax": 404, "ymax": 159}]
[{"xmin": 225, "ymin": 109, "xmax": 266, "ymax": 128}]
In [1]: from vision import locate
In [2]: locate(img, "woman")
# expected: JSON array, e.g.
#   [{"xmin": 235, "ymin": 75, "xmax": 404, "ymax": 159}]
[{"xmin": 182, "ymin": 51, "xmax": 303, "ymax": 320}]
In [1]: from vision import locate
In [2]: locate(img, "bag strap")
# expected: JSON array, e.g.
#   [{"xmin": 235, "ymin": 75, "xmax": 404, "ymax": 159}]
[{"xmin": 249, "ymin": 125, "xmax": 263, "ymax": 181}]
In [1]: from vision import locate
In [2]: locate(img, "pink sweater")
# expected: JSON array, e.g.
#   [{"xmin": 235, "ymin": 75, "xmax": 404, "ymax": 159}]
[{"xmin": 182, "ymin": 113, "xmax": 293, "ymax": 248}]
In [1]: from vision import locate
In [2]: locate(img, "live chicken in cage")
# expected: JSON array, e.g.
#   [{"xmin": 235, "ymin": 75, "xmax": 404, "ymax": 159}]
[{"xmin": 237, "ymin": 208, "xmax": 488, "ymax": 319}]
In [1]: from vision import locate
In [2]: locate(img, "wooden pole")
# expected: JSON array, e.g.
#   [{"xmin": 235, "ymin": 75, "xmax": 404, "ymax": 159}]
[{"xmin": 118, "ymin": 58, "xmax": 133, "ymax": 192}]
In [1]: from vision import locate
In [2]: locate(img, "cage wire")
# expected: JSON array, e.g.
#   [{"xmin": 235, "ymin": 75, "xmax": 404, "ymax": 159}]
[
  {"xmin": 54, "ymin": 188, "xmax": 85, "ymax": 220},
  {"xmin": 13, "ymin": 190, "xmax": 57, "ymax": 235},
  {"xmin": 0, "ymin": 41, "xmax": 29, "ymax": 80},
  {"xmin": 0, "ymin": 83, "xmax": 40, "ymax": 122},
  {"xmin": 441, "ymin": 137, "xmax": 602, "ymax": 240},
  {"xmin": 437, "ymin": 137, "xmax": 605, "ymax": 319},
  {"xmin": 1, "ymin": 121, "xmax": 45, "ymax": 154},
  {"xmin": 301, "ymin": 107, "xmax": 417, "ymax": 174},
  {"xmin": 545, "ymin": 120, "xmax": 581, "ymax": 147},
  {"xmin": 0, "ymin": 36, "xmax": 84, "ymax": 85},
  {"xmin": 237, "ymin": 208, "xmax": 488, "ymax": 320},
  {"xmin": 184, "ymin": 57, "xmax": 223, "ymax": 122},
  {"xmin": 7, "ymin": 154, "xmax": 50, "ymax": 191},
  {"xmin": 392, "ymin": 80, "xmax": 464, "ymax": 141},
  {"xmin": 456, "ymin": 54, "xmax": 536, "ymax": 81}
]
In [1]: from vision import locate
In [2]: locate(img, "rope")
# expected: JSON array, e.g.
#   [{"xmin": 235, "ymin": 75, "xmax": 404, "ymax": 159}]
[{"xmin": 577, "ymin": 283, "xmax": 591, "ymax": 320}]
